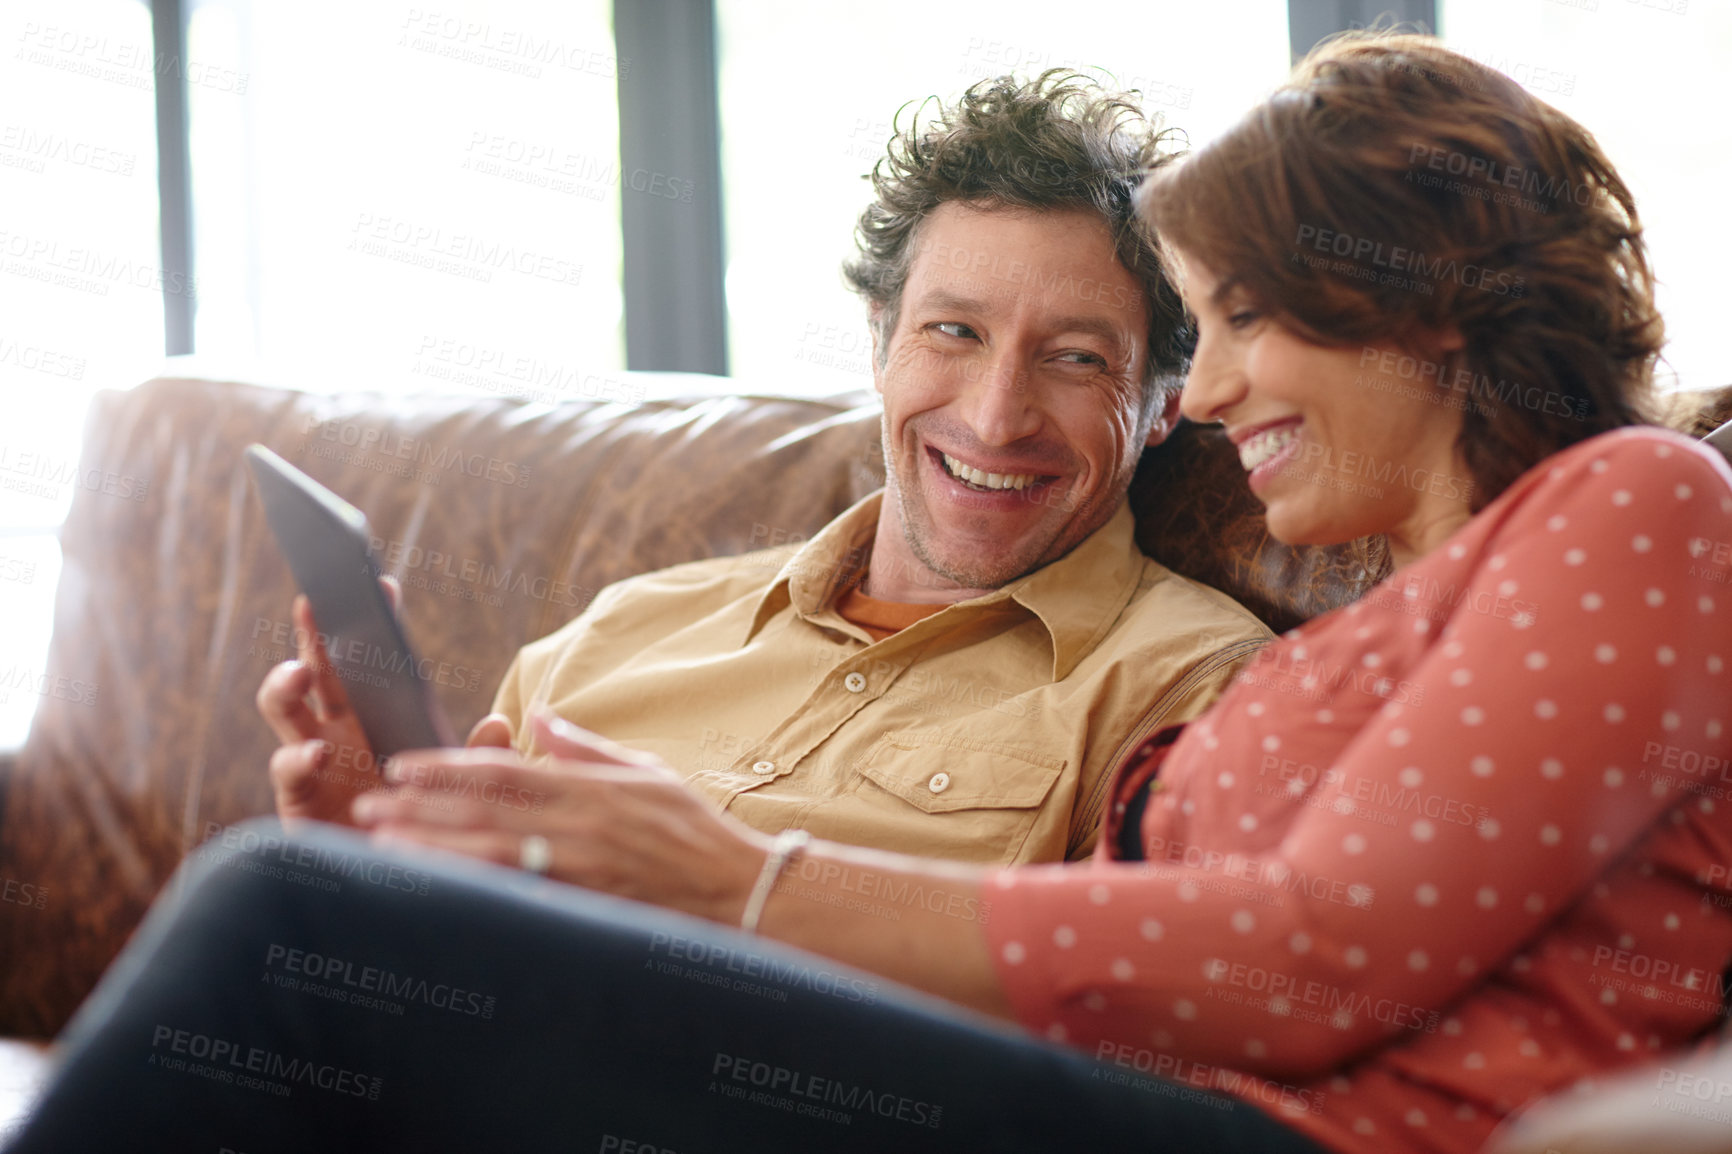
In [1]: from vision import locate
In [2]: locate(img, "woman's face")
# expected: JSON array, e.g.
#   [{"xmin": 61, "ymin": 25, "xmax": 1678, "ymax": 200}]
[{"xmin": 1175, "ymin": 254, "xmax": 1475, "ymax": 567}]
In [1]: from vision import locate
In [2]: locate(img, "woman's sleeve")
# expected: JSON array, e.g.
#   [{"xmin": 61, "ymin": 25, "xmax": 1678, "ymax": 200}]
[{"xmin": 983, "ymin": 434, "xmax": 1732, "ymax": 1080}]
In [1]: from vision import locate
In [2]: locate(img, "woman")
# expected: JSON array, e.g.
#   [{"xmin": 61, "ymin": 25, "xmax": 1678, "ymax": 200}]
[{"xmin": 13, "ymin": 32, "xmax": 1732, "ymax": 1154}]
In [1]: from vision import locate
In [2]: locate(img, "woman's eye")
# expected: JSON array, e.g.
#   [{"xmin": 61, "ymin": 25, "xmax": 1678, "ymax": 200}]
[
  {"xmin": 1228, "ymin": 309, "xmax": 1261, "ymax": 330},
  {"xmin": 933, "ymin": 322, "xmax": 977, "ymax": 340}
]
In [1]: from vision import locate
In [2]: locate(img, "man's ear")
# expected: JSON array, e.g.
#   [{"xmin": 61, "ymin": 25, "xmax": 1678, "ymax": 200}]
[{"xmin": 1144, "ymin": 388, "xmax": 1185, "ymax": 448}]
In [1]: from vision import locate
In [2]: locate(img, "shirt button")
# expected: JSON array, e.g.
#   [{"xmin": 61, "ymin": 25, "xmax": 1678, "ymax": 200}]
[
  {"xmin": 928, "ymin": 772, "xmax": 951, "ymax": 794},
  {"xmin": 843, "ymin": 671, "xmax": 867, "ymax": 693},
  {"xmin": 751, "ymin": 761, "xmax": 776, "ymax": 775}
]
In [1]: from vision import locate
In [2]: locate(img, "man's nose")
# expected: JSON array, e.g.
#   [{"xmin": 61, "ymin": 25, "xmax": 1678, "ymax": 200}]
[{"xmin": 958, "ymin": 351, "xmax": 1041, "ymax": 446}]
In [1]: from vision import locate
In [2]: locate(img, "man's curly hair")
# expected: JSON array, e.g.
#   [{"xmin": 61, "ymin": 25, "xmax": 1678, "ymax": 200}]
[{"xmin": 843, "ymin": 70, "xmax": 1190, "ymax": 413}]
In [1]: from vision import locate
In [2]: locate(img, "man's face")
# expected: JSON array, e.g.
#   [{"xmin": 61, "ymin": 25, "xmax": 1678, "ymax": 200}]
[{"xmin": 872, "ymin": 201, "xmax": 1163, "ymax": 594}]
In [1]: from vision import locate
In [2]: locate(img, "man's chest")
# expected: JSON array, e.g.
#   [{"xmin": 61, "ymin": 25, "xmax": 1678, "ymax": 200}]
[{"xmin": 535, "ymin": 609, "xmax": 1092, "ymax": 864}]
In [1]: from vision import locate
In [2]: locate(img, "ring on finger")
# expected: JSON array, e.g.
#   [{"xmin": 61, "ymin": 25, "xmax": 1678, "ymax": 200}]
[{"xmin": 519, "ymin": 834, "xmax": 552, "ymax": 876}]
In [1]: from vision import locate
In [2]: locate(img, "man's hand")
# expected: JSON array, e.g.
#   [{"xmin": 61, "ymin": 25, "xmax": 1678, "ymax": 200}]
[
  {"xmin": 256, "ymin": 578, "xmax": 512, "ymax": 826},
  {"xmin": 350, "ymin": 710, "xmax": 770, "ymax": 924}
]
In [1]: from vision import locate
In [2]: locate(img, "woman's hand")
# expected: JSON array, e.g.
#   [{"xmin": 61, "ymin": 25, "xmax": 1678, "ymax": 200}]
[
  {"xmin": 351, "ymin": 709, "xmax": 771, "ymax": 925},
  {"xmin": 354, "ymin": 709, "xmax": 1009, "ymax": 1019}
]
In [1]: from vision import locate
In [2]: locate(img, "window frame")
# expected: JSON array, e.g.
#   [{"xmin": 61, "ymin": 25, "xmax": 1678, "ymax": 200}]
[{"xmin": 144, "ymin": 0, "xmax": 1432, "ymax": 372}]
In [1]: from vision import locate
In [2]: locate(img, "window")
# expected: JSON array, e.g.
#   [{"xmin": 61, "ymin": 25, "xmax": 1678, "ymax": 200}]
[
  {"xmin": 186, "ymin": 0, "xmax": 626, "ymax": 395},
  {"xmin": 715, "ymin": 0, "xmax": 1292, "ymax": 396},
  {"xmin": 0, "ymin": 0, "xmax": 164, "ymax": 744},
  {"xmin": 1438, "ymin": 0, "xmax": 1725, "ymax": 392}
]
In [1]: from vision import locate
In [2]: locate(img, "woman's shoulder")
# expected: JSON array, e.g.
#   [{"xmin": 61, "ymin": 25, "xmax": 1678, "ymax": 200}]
[
  {"xmin": 1525, "ymin": 425, "xmax": 1730, "ymax": 484},
  {"xmin": 1442, "ymin": 426, "xmax": 1732, "ymax": 609},
  {"xmin": 1492, "ymin": 426, "xmax": 1732, "ymax": 524}
]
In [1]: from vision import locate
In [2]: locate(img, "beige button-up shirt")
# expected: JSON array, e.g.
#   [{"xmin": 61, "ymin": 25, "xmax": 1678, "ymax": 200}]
[{"xmin": 492, "ymin": 494, "xmax": 1271, "ymax": 865}]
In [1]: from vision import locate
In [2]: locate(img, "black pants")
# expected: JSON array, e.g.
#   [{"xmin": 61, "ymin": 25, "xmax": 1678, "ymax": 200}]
[{"xmin": 7, "ymin": 820, "xmax": 1329, "ymax": 1153}]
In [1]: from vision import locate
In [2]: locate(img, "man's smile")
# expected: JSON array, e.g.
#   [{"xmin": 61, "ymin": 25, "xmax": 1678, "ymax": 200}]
[
  {"xmin": 924, "ymin": 445, "xmax": 1060, "ymax": 501},
  {"xmin": 936, "ymin": 449, "xmax": 1051, "ymax": 492}
]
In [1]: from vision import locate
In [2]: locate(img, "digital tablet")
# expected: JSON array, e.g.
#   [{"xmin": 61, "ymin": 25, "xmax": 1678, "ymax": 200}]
[{"xmin": 244, "ymin": 444, "xmax": 458, "ymax": 756}]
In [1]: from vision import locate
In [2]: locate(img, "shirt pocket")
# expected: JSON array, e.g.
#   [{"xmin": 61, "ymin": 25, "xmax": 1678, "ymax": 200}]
[{"xmin": 840, "ymin": 730, "xmax": 1068, "ymax": 865}]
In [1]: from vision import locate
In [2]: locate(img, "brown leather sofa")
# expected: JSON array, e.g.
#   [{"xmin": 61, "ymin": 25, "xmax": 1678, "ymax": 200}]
[{"xmin": 0, "ymin": 365, "xmax": 1727, "ymax": 1133}]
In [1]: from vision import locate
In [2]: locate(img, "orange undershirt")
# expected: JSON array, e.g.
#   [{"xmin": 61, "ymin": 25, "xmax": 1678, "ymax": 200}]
[{"xmin": 834, "ymin": 576, "xmax": 948, "ymax": 642}]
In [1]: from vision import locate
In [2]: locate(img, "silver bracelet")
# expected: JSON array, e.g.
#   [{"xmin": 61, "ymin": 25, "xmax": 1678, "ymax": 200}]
[{"xmin": 740, "ymin": 830, "xmax": 810, "ymax": 935}]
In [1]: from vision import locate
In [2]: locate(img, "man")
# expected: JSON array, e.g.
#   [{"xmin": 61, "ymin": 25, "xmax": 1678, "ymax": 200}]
[{"xmin": 260, "ymin": 72, "xmax": 1270, "ymax": 871}]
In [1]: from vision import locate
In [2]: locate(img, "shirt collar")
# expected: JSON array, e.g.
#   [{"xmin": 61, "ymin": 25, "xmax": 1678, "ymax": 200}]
[
  {"xmin": 745, "ymin": 493, "xmax": 1144, "ymax": 683},
  {"xmin": 1004, "ymin": 500, "xmax": 1142, "ymax": 680},
  {"xmin": 744, "ymin": 492, "xmax": 881, "ymax": 641}
]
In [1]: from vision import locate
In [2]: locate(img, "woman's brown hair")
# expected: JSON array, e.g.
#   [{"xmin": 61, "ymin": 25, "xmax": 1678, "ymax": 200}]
[{"xmin": 1139, "ymin": 32, "xmax": 1664, "ymax": 509}]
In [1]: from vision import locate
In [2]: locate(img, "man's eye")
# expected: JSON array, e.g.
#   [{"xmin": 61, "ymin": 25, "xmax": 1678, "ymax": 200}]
[
  {"xmin": 933, "ymin": 322, "xmax": 977, "ymax": 340},
  {"xmin": 1057, "ymin": 350, "xmax": 1106, "ymax": 366}
]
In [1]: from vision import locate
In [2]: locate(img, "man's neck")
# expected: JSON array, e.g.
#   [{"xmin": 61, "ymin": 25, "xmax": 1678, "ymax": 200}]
[{"xmin": 858, "ymin": 508, "xmax": 1000, "ymax": 605}]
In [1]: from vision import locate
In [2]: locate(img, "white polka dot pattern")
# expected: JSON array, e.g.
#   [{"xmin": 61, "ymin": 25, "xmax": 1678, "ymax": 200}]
[{"xmin": 982, "ymin": 430, "xmax": 1732, "ymax": 1154}]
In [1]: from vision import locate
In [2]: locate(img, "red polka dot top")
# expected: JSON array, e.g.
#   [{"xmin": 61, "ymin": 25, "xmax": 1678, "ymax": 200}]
[{"xmin": 984, "ymin": 427, "xmax": 1732, "ymax": 1154}]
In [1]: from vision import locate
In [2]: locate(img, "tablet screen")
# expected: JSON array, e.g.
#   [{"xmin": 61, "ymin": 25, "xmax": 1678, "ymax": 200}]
[{"xmin": 245, "ymin": 444, "xmax": 457, "ymax": 756}]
